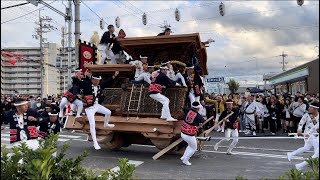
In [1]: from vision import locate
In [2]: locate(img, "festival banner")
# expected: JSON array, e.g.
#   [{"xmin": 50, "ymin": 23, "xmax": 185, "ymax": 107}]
[{"xmin": 78, "ymin": 40, "xmax": 97, "ymax": 75}]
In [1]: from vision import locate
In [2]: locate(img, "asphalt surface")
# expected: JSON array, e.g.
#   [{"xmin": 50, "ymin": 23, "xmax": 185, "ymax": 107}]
[{"xmin": 1, "ymin": 126, "xmax": 315, "ymax": 180}]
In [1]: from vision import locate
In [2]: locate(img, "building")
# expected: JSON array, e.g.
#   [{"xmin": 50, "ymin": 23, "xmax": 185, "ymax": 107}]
[
  {"xmin": 1, "ymin": 43, "xmax": 60, "ymax": 97},
  {"xmin": 269, "ymin": 58, "xmax": 319, "ymax": 95},
  {"xmin": 56, "ymin": 49, "xmax": 76, "ymax": 95}
]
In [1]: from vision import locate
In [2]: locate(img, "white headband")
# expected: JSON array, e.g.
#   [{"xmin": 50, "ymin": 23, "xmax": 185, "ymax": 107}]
[
  {"xmin": 14, "ymin": 101, "xmax": 28, "ymax": 106},
  {"xmin": 226, "ymin": 102, "xmax": 233, "ymax": 104},
  {"xmin": 191, "ymin": 102, "xmax": 202, "ymax": 109},
  {"xmin": 310, "ymin": 105, "xmax": 319, "ymax": 109},
  {"xmin": 160, "ymin": 66, "xmax": 169, "ymax": 70},
  {"xmin": 48, "ymin": 112, "xmax": 59, "ymax": 116},
  {"xmin": 92, "ymin": 76, "xmax": 101, "ymax": 80},
  {"xmin": 186, "ymin": 66, "xmax": 194, "ymax": 69},
  {"xmin": 140, "ymin": 56, "xmax": 148, "ymax": 59},
  {"xmin": 74, "ymin": 69, "xmax": 81, "ymax": 72}
]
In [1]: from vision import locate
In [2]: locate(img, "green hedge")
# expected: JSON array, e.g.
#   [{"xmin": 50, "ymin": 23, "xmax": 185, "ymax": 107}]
[{"xmin": 1, "ymin": 134, "xmax": 137, "ymax": 180}]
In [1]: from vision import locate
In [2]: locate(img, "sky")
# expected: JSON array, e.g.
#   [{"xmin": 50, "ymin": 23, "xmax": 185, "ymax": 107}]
[{"xmin": 1, "ymin": 0, "xmax": 319, "ymax": 84}]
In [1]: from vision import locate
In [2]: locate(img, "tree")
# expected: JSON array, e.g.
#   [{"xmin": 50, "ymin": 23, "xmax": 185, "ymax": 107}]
[{"xmin": 227, "ymin": 79, "xmax": 240, "ymax": 94}]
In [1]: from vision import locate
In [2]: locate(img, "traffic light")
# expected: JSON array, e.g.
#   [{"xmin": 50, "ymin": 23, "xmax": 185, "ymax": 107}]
[
  {"xmin": 100, "ymin": 19, "xmax": 105, "ymax": 30},
  {"xmin": 115, "ymin": 16, "xmax": 120, "ymax": 28}
]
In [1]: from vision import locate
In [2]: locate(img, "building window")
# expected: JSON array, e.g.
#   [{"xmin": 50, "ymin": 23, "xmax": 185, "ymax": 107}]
[{"xmin": 291, "ymin": 81, "xmax": 306, "ymax": 95}]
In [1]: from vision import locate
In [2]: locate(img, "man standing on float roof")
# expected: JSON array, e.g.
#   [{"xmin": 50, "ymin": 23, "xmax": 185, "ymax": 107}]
[{"xmin": 98, "ymin": 24, "xmax": 117, "ymax": 64}]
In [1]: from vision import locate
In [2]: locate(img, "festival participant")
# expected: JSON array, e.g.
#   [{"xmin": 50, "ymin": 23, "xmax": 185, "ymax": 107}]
[
  {"xmin": 180, "ymin": 101, "xmax": 205, "ymax": 165},
  {"xmin": 214, "ymin": 99, "xmax": 239, "ymax": 155},
  {"xmin": 157, "ymin": 27, "xmax": 172, "ymax": 36},
  {"xmin": 38, "ymin": 109, "xmax": 61, "ymax": 139},
  {"xmin": 4, "ymin": 98, "xmax": 42, "ymax": 150},
  {"xmin": 59, "ymin": 69, "xmax": 84, "ymax": 120},
  {"xmin": 80, "ymin": 71, "xmax": 119, "ymax": 150},
  {"xmin": 130, "ymin": 56, "xmax": 151, "ymax": 84},
  {"xmin": 166, "ymin": 62, "xmax": 187, "ymax": 87},
  {"xmin": 244, "ymin": 95, "xmax": 261, "ymax": 136},
  {"xmin": 148, "ymin": 64, "xmax": 177, "ymax": 121},
  {"xmin": 287, "ymin": 101, "xmax": 319, "ymax": 170},
  {"xmin": 205, "ymin": 95, "xmax": 226, "ymax": 132},
  {"xmin": 188, "ymin": 65, "xmax": 204, "ymax": 105}
]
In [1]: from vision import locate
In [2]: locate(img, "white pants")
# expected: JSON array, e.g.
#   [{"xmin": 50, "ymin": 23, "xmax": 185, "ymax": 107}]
[
  {"xmin": 85, "ymin": 103, "xmax": 111, "ymax": 146},
  {"xmin": 181, "ymin": 133, "xmax": 197, "ymax": 162},
  {"xmin": 188, "ymin": 90, "xmax": 200, "ymax": 105},
  {"xmin": 291, "ymin": 135, "xmax": 319, "ymax": 169},
  {"xmin": 12, "ymin": 139, "xmax": 40, "ymax": 150},
  {"xmin": 170, "ymin": 72, "xmax": 187, "ymax": 87},
  {"xmin": 135, "ymin": 72, "xmax": 151, "ymax": 84},
  {"xmin": 149, "ymin": 93, "xmax": 174, "ymax": 120},
  {"xmin": 215, "ymin": 128, "xmax": 239, "ymax": 152},
  {"xmin": 59, "ymin": 97, "xmax": 83, "ymax": 118}
]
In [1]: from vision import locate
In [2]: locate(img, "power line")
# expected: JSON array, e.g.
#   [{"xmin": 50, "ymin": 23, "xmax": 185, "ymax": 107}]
[
  {"xmin": 1, "ymin": 1, "xmax": 56, "ymax": 25},
  {"xmin": 1, "ymin": 2, "xmax": 30, "ymax": 10},
  {"xmin": 80, "ymin": 0, "xmax": 108, "ymax": 25}
]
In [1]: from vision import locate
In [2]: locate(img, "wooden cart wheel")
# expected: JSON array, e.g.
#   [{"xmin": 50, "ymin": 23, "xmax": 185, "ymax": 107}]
[
  {"xmin": 150, "ymin": 138, "xmax": 173, "ymax": 150},
  {"xmin": 104, "ymin": 133, "xmax": 124, "ymax": 150}
]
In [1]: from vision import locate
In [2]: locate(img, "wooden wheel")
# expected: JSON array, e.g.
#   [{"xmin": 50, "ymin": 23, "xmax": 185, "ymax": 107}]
[
  {"xmin": 104, "ymin": 133, "xmax": 124, "ymax": 150},
  {"xmin": 150, "ymin": 138, "xmax": 173, "ymax": 150}
]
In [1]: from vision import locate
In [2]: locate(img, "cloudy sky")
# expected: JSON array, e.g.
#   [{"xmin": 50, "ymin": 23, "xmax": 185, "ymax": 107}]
[{"xmin": 1, "ymin": 0, "xmax": 319, "ymax": 84}]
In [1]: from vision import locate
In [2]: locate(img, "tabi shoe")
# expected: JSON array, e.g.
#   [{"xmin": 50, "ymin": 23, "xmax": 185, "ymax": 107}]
[
  {"xmin": 239, "ymin": 130, "xmax": 243, "ymax": 133},
  {"xmin": 245, "ymin": 130, "xmax": 251, "ymax": 135},
  {"xmin": 271, "ymin": 132, "xmax": 276, "ymax": 135},
  {"xmin": 252, "ymin": 131, "xmax": 257, "ymax": 136},
  {"xmin": 160, "ymin": 116, "xmax": 167, "ymax": 120},
  {"xmin": 217, "ymin": 127, "xmax": 222, "ymax": 132},
  {"xmin": 166, "ymin": 117, "xmax": 177, "ymax": 121},
  {"xmin": 182, "ymin": 159, "xmax": 192, "ymax": 166},
  {"xmin": 295, "ymin": 163, "xmax": 303, "ymax": 170},
  {"xmin": 214, "ymin": 144, "xmax": 219, "ymax": 151},
  {"xmin": 93, "ymin": 143, "xmax": 101, "ymax": 150},
  {"xmin": 104, "ymin": 123, "xmax": 115, "ymax": 128},
  {"xmin": 287, "ymin": 152, "xmax": 292, "ymax": 162}
]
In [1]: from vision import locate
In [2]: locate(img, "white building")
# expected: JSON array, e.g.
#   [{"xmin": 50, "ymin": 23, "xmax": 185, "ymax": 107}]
[
  {"xmin": 56, "ymin": 49, "xmax": 76, "ymax": 94},
  {"xmin": 1, "ymin": 43, "xmax": 60, "ymax": 97}
]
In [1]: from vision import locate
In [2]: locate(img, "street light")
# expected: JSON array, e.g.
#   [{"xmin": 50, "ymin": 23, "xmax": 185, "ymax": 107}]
[{"xmin": 253, "ymin": 57, "xmax": 258, "ymax": 88}]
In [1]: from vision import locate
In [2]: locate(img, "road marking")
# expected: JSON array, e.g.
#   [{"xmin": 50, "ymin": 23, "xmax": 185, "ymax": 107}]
[
  {"xmin": 110, "ymin": 160, "xmax": 144, "ymax": 173},
  {"xmin": 72, "ymin": 139, "xmax": 88, "ymax": 142},
  {"xmin": 204, "ymin": 145, "xmax": 313, "ymax": 153},
  {"xmin": 57, "ymin": 138, "xmax": 70, "ymax": 142},
  {"xmin": 58, "ymin": 134, "xmax": 82, "ymax": 139},
  {"xmin": 202, "ymin": 150, "xmax": 305, "ymax": 160}
]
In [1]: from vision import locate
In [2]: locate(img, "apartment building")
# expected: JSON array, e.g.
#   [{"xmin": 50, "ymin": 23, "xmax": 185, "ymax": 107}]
[{"xmin": 1, "ymin": 43, "xmax": 60, "ymax": 98}]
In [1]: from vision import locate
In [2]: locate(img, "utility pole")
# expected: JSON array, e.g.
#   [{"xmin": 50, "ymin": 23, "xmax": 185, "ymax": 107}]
[
  {"xmin": 32, "ymin": 10, "xmax": 55, "ymax": 98},
  {"xmin": 279, "ymin": 51, "xmax": 288, "ymax": 72},
  {"xmin": 74, "ymin": 0, "xmax": 81, "ymax": 69},
  {"xmin": 67, "ymin": 0, "xmax": 73, "ymax": 89}
]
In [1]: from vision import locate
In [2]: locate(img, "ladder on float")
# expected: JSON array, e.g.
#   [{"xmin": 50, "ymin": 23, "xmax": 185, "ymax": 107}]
[{"xmin": 127, "ymin": 83, "xmax": 144, "ymax": 120}]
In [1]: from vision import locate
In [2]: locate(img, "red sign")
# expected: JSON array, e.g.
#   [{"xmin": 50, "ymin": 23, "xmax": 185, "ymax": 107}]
[
  {"xmin": 78, "ymin": 40, "xmax": 97, "ymax": 76},
  {"xmin": 1, "ymin": 51, "xmax": 24, "ymax": 66}
]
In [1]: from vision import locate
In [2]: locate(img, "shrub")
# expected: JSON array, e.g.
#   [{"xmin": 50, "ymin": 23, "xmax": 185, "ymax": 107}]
[{"xmin": 1, "ymin": 134, "xmax": 136, "ymax": 180}]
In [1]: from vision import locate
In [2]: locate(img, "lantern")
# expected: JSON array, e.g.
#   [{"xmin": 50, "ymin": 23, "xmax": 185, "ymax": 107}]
[
  {"xmin": 297, "ymin": 0, "xmax": 304, "ymax": 6},
  {"xmin": 100, "ymin": 18, "xmax": 105, "ymax": 30},
  {"xmin": 142, "ymin": 13, "xmax": 147, "ymax": 25},
  {"xmin": 219, "ymin": 2, "xmax": 225, "ymax": 16},
  {"xmin": 115, "ymin": 16, "xmax": 120, "ymax": 28},
  {"xmin": 175, "ymin": 8, "xmax": 180, "ymax": 21}
]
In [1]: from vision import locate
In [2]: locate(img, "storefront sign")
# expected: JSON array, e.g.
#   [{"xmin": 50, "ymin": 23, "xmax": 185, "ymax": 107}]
[
  {"xmin": 207, "ymin": 77, "xmax": 224, "ymax": 82},
  {"xmin": 270, "ymin": 67, "xmax": 309, "ymax": 85}
]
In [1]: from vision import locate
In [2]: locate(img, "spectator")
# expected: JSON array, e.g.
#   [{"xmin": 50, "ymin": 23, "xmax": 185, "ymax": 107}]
[
  {"xmin": 239, "ymin": 96, "xmax": 247, "ymax": 133},
  {"xmin": 290, "ymin": 96, "xmax": 307, "ymax": 133}
]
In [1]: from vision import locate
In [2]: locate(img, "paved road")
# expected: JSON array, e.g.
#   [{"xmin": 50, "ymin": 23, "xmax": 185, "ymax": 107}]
[{"xmin": 1, "ymin": 127, "xmax": 314, "ymax": 179}]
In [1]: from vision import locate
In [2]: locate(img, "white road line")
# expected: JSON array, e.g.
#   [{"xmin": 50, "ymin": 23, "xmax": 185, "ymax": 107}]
[
  {"xmin": 58, "ymin": 135, "xmax": 82, "ymax": 139},
  {"xmin": 58, "ymin": 138, "xmax": 70, "ymax": 142},
  {"xmin": 72, "ymin": 139, "xmax": 88, "ymax": 142},
  {"xmin": 202, "ymin": 150, "xmax": 305, "ymax": 160},
  {"xmin": 204, "ymin": 145, "xmax": 313, "ymax": 153},
  {"xmin": 110, "ymin": 160, "xmax": 144, "ymax": 173}
]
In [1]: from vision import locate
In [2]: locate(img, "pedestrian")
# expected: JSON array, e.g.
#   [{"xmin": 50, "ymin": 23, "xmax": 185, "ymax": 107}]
[
  {"xmin": 38, "ymin": 109, "xmax": 61, "ymax": 139},
  {"xmin": 291, "ymin": 96, "xmax": 307, "ymax": 133},
  {"xmin": 239, "ymin": 96, "xmax": 247, "ymax": 133},
  {"xmin": 180, "ymin": 101, "xmax": 205, "ymax": 165},
  {"xmin": 287, "ymin": 101, "xmax": 319, "ymax": 170},
  {"xmin": 214, "ymin": 99, "xmax": 239, "ymax": 155}
]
